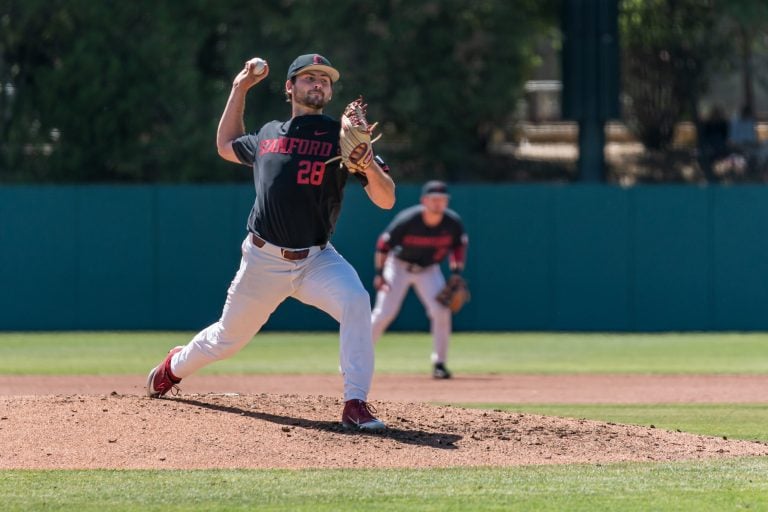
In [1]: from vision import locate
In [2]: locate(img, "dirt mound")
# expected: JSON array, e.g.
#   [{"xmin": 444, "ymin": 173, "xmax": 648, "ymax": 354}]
[{"xmin": 2, "ymin": 393, "xmax": 766, "ymax": 469}]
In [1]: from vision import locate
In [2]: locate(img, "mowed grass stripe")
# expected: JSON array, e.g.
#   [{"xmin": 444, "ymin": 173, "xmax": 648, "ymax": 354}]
[
  {"xmin": 2, "ymin": 331, "xmax": 768, "ymax": 375},
  {"xmin": 1, "ymin": 459, "xmax": 768, "ymax": 512}
]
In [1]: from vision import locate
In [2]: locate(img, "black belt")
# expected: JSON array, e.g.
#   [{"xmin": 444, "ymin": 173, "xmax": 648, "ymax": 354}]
[{"xmin": 251, "ymin": 233, "xmax": 325, "ymax": 261}]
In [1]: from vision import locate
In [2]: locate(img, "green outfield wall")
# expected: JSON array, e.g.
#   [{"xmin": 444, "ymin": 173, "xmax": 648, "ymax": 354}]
[{"xmin": 1, "ymin": 184, "xmax": 766, "ymax": 331}]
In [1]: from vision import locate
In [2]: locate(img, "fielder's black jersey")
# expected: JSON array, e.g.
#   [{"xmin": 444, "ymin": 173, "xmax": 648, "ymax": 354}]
[
  {"xmin": 232, "ymin": 114, "xmax": 385, "ymax": 249},
  {"xmin": 381, "ymin": 205, "xmax": 467, "ymax": 267}
]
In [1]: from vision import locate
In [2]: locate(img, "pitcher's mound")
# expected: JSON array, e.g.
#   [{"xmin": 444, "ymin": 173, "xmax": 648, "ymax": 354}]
[{"xmin": 1, "ymin": 393, "xmax": 766, "ymax": 469}]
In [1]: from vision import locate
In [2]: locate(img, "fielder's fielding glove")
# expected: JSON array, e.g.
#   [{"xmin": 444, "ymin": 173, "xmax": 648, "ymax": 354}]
[
  {"xmin": 436, "ymin": 274, "xmax": 471, "ymax": 313},
  {"xmin": 327, "ymin": 96, "xmax": 382, "ymax": 173}
]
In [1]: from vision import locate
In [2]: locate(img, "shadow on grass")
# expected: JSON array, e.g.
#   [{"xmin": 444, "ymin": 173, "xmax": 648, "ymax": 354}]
[{"xmin": 175, "ymin": 396, "xmax": 461, "ymax": 449}]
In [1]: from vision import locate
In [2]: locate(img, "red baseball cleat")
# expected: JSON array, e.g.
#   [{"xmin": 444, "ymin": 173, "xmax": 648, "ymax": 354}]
[
  {"xmin": 146, "ymin": 346, "xmax": 183, "ymax": 398},
  {"xmin": 342, "ymin": 399, "xmax": 386, "ymax": 431}
]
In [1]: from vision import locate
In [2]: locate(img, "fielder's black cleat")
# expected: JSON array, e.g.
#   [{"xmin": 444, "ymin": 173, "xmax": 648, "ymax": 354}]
[{"xmin": 432, "ymin": 362, "xmax": 452, "ymax": 379}]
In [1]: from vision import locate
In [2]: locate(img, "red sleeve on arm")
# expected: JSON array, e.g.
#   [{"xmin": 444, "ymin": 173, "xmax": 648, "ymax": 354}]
[
  {"xmin": 449, "ymin": 245, "xmax": 465, "ymax": 269},
  {"xmin": 449, "ymin": 234, "xmax": 468, "ymax": 271},
  {"xmin": 376, "ymin": 234, "xmax": 391, "ymax": 253}
]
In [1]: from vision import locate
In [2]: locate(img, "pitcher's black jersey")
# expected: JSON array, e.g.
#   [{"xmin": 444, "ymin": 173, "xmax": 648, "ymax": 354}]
[{"xmin": 232, "ymin": 114, "xmax": 387, "ymax": 249}]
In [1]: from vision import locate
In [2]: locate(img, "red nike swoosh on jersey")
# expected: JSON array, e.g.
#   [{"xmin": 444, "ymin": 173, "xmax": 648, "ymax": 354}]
[{"xmin": 314, "ymin": 130, "xmax": 328, "ymax": 136}]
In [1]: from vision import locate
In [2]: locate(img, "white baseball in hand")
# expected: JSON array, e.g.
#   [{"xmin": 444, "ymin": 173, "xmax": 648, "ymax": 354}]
[{"xmin": 248, "ymin": 58, "xmax": 267, "ymax": 76}]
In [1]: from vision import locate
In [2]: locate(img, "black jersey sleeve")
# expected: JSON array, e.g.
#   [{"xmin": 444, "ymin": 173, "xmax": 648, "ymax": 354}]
[{"xmin": 231, "ymin": 133, "xmax": 260, "ymax": 166}]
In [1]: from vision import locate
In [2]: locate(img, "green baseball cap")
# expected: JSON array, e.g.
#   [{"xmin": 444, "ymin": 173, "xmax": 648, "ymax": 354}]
[{"xmin": 286, "ymin": 54, "xmax": 340, "ymax": 83}]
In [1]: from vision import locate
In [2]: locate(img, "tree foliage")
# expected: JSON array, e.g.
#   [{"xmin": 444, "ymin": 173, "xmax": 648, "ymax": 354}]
[
  {"xmin": 620, "ymin": 0, "xmax": 768, "ymax": 150},
  {"xmin": 0, "ymin": 0, "xmax": 554, "ymax": 183},
  {"xmin": 620, "ymin": 0, "xmax": 729, "ymax": 149}
]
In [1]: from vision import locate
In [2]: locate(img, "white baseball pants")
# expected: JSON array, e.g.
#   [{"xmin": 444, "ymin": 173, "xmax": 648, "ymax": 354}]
[
  {"xmin": 371, "ymin": 256, "xmax": 451, "ymax": 364},
  {"xmin": 170, "ymin": 234, "xmax": 375, "ymax": 402}
]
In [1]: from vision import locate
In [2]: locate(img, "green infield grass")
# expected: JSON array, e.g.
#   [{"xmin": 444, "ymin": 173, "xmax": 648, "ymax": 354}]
[
  {"xmin": 1, "ymin": 331, "xmax": 768, "ymax": 375},
  {"xmin": 1, "ymin": 459, "xmax": 767, "ymax": 511}
]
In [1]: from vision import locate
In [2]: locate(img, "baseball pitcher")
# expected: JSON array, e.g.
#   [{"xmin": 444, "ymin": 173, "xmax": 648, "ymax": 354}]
[{"xmin": 146, "ymin": 53, "xmax": 395, "ymax": 431}]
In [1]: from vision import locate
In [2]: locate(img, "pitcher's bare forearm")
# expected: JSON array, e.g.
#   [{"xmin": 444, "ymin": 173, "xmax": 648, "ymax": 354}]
[
  {"xmin": 216, "ymin": 86, "xmax": 249, "ymax": 162},
  {"xmin": 216, "ymin": 59, "xmax": 268, "ymax": 163},
  {"xmin": 363, "ymin": 161, "xmax": 396, "ymax": 209}
]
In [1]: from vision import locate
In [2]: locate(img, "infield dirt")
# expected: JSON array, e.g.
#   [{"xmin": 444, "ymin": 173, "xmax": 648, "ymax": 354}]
[{"xmin": 1, "ymin": 374, "xmax": 767, "ymax": 469}]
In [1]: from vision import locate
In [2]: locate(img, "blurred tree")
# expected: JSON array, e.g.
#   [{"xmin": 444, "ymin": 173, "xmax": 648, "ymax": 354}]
[
  {"xmin": 0, "ymin": 0, "xmax": 286, "ymax": 182},
  {"xmin": 293, "ymin": 0, "xmax": 557, "ymax": 181},
  {"xmin": 716, "ymin": 1, "xmax": 768, "ymax": 114},
  {"xmin": 0, "ymin": 0, "xmax": 555, "ymax": 183},
  {"xmin": 620, "ymin": 0, "xmax": 732, "ymax": 150}
]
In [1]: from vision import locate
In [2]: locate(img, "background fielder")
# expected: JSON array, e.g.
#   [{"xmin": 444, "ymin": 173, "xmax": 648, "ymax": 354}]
[
  {"xmin": 371, "ymin": 180, "xmax": 468, "ymax": 379},
  {"xmin": 146, "ymin": 53, "xmax": 395, "ymax": 431}
]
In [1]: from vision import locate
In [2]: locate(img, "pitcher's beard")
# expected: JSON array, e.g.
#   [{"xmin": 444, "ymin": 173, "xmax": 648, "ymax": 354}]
[{"xmin": 298, "ymin": 90, "xmax": 329, "ymax": 110}]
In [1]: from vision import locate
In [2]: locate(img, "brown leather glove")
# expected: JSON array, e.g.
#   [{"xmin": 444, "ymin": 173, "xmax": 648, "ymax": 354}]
[
  {"xmin": 336, "ymin": 96, "xmax": 381, "ymax": 173},
  {"xmin": 436, "ymin": 274, "xmax": 470, "ymax": 313}
]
